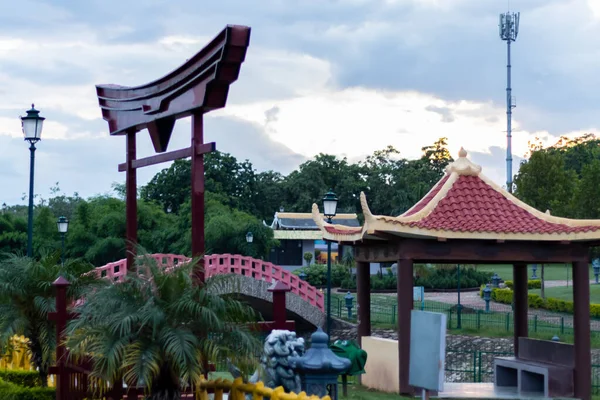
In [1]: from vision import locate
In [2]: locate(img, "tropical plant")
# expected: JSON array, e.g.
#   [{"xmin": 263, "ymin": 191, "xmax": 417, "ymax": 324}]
[
  {"xmin": 66, "ymin": 253, "xmax": 262, "ymax": 400},
  {"xmin": 0, "ymin": 253, "xmax": 98, "ymax": 386},
  {"xmin": 303, "ymin": 252, "xmax": 313, "ymax": 266}
]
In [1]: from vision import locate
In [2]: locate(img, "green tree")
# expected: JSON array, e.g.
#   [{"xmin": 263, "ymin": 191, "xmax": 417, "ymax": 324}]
[
  {"xmin": 513, "ymin": 150, "xmax": 577, "ymax": 217},
  {"xmin": 0, "ymin": 253, "xmax": 97, "ymax": 386},
  {"xmin": 66, "ymin": 254, "xmax": 261, "ymax": 400},
  {"xmin": 572, "ymin": 159, "xmax": 600, "ymax": 219}
]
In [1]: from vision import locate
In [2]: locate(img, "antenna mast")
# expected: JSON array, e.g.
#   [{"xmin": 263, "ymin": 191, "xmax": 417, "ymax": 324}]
[{"xmin": 499, "ymin": 10, "xmax": 520, "ymax": 193}]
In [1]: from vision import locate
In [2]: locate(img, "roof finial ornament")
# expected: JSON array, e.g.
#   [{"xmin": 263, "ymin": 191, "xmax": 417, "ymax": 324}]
[{"xmin": 444, "ymin": 146, "xmax": 482, "ymax": 176}]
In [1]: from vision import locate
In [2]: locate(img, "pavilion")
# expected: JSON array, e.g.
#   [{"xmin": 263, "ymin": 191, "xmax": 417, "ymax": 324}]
[{"xmin": 312, "ymin": 148, "xmax": 599, "ymax": 400}]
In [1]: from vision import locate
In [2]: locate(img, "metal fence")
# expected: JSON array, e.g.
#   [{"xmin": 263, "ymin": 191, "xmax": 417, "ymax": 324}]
[{"xmin": 327, "ymin": 294, "xmax": 600, "ymax": 393}]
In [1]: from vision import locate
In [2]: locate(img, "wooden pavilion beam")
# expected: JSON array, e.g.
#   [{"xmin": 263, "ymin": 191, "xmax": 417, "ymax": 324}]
[{"xmin": 354, "ymin": 238, "xmax": 589, "ymax": 264}]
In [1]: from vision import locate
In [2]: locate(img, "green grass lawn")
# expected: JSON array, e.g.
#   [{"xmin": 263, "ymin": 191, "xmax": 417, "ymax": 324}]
[
  {"xmin": 476, "ymin": 264, "xmax": 594, "ymax": 281},
  {"xmin": 529, "ymin": 283, "xmax": 600, "ymax": 303}
]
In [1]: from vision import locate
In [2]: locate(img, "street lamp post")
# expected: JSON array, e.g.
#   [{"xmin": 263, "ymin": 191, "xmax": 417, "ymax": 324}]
[
  {"xmin": 21, "ymin": 105, "xmax": 45, "ymax": 258},
  {"xmin": 246, "ymin": 231, "xmax": 253, "ymax": 257},
  {"xmin": 322, "ymin": 189, "xmax": 338, "ymax": 340},
  {"xmin": 57, "ymin": 216, "xmax": 69, "ymax": 266}
]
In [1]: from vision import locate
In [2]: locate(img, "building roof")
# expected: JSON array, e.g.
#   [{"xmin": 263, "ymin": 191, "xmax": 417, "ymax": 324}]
[
  {"xmin": 312, "ymin": 148, "xmax": 600, "ymax": 243},
  {"xmin": 273, "ymin": 230, "xmax": 324, "ymax": 240},
  {"xmin": 271, "ymin": 212, "xmax": 360, "ymax": 231}
]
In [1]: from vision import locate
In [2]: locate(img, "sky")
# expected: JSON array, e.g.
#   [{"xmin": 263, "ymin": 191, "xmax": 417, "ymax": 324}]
[{"xmin": 0, "ymin": 0, "xmax": 599, "ymax": 206}]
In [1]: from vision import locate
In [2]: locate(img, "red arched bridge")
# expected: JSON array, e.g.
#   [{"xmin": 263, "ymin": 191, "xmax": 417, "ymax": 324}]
[{"xmin": 95, "ymin": 253, "xmax": 324, "ymax": 312}]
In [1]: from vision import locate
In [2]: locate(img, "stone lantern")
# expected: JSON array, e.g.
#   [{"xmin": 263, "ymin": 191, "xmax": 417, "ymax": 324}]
[
  {"xmin": 483, "ymin": 284, "xmax": 492, "ymax": 313},
  {"xmin": 593, "ymin": 259, "xmax": 600, "ymax": 284},
  {"xmin": 531, "ymin": 264, "xmax": 538, "ymax": 279},
  {"xmin": 291, "ymin": 328, "xmax": 351, "ymax": 400},
  {"xmin": 491, "ymin": 273, "xmax": 501, "ymax": 288},
  {"xmin": 344, "ymin": 291, "xmax": 354, "ymax": 319}
]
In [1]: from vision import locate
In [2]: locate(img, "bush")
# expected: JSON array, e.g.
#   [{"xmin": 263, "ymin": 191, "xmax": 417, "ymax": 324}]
[
  {"xmin": 504, "ymin": 279, "xmax": 541, "ymax": 290},
  {"xmin": 293, "ymin": 263, "xmax": 351, "ymax": 287},
  {"xmin": 415, "ymin": 266, "xmax": 491, "ymax": 289},
  {"xmin": 0, "ymin": 378, "xmax": 55, "ymax": 400},
  {"xmin": 485, "ymin": 286, "xmax": 600, "ymax": 317},
  {"xmin": 0, "ymin": 371, "xmax": 42, "ymax": 388}
]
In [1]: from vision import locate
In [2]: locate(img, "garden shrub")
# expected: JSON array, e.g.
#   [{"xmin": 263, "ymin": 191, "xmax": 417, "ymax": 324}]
[
  {"xmin": 0, "ymin": 371, "xmax": 42, "ymax": 388},
  {"xmin": 293, "ymin": 264, "xmax": 351, "ymax": 287},
  {"xmin": 486, "ymin": 286, "xmax": 600, "ymax": 316},
  {"xmin": 0, "ymin": 378, "xmax": 55, "ymax": 400},
  {"xmin": 503, "ymin": 279, "xmax": 541, "ymax": 290},
  {"xmin": 415, "ymin": 266, "xmax": 492, "ymax": 289}
]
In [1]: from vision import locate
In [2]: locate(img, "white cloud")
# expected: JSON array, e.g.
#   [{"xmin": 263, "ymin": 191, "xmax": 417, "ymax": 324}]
[{"xmin": 588, "ymin": 0, "xmax": 600, "ymax": 19}]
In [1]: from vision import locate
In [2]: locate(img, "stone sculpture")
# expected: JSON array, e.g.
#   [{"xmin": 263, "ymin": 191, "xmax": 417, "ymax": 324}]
[{"xmin": 249, "ymin": 330, "xmax": 305, "ymax": 394}]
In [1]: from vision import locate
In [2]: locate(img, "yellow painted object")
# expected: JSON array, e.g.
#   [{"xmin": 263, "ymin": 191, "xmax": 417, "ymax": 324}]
[
  {"xmin": 0, "ymin": 336, "xmax": 32, "ymax": 371},
  {"xmin": 0, "ymin": 336, "xmax": 55, "ymax": 387},
  {"xmin": 198, "ymin": 377, "xmax": 331, "ymax": 400}
]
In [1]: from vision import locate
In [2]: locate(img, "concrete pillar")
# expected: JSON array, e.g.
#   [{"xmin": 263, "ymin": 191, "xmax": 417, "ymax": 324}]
[
  {"xmin": 397, "ymin": 258, "xmax": 413, "ymax": 395},
  {"xmin": 356, "ymin": 261, "xmax": 371, "ymax": 346},
  {"xmin": 573, "ymin": 260, "xmax": 591, "ymax": 400},
  {"xmin": 513, "ymin": 262, "xmax": 528, "ymax": 356}
]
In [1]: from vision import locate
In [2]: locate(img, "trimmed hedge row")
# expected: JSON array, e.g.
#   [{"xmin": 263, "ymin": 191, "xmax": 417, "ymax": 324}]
[
  {"xmin": 0, "ymin": 378, "xmax": 54, "ymax": 400},
  {"xmin": 503, "ymin": 279, "xmax": 542, "ymax": 290},
  {"xmin": 0, "ymin": 371, "xmax": 42, "ymax": 388},
  {"xmin": 481, "ymin": 286, "xmax": 600, "ymax": 317}
]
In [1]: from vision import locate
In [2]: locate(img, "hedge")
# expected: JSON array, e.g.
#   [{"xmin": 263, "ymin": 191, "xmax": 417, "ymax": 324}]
[
  {"xmin": 503, "ymin": 279, "xmax": 541, "ymax": 290},
  {"xmin": 480, "ymin": 286, "xmax": 600, "ymax": 317},
  {"xmin": 0, "ymin": 378, "xmax": 55, "ymax": 400},
  {"xmin": 0, "ymin": 371, "xmax": 42, "ymax": 388}
]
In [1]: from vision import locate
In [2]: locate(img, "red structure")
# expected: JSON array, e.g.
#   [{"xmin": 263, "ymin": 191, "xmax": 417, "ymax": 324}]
[
  {"xmin": 95, "ymin": 253, "xmax": 325, "ymax": 311},
  {"xmin": 96, "ymin": 25, "xmax": 251, "ymax": 282},
  {"xmin": 313, "ymin": 148, "xmax": 599, "ymax": 400}
]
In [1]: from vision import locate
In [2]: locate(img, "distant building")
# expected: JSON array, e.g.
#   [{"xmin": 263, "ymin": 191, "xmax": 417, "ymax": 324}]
[{"xmin": 266, "ymin": 211, "xmax": 360, "ymax": 271}]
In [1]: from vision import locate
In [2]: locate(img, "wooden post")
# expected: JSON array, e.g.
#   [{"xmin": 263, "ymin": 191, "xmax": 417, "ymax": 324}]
[
  {"xmin": 126, "ymin": 130, "xmax": 137, "ymax": 271},
  {"xmin": 397, "ymin": 258, "xmax": 413, "ymax": 395},
  {"xmin": 191, "ymin": 113, "xmax": 206, "ymax": 284},
  {"xmin": 573, "ymin": 260, "xmax": 592, "ymax": 400},
  {"xmin": 268, "ymin": 281, "xmax": 291, "ymax": 329},
  {"xmin": 49, "ymin": 277, "xmax": 71, "ymax": 400},
  {"xmin": 356, "ymin": 261, "xmax": 371, "ymax": 346},
  {"xmin": 513, "ymin": 262, "xmax": 528, "ymax": 356}
]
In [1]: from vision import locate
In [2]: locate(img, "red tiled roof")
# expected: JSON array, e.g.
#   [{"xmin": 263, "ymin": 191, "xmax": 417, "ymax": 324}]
[
  {"xmin": 403, "ymin": 175, "xmax": 450, "ymax": 216},
  {"xmin": 396, "ymin": 175, "xmax": 600, "ymax": 234}
]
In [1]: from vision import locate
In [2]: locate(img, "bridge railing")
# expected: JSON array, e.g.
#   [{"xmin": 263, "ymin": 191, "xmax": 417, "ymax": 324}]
[
  {"xmin": 204, "ymin": 254, "xmax": 324, "ymax": 311},
  {"xmin": 94, "ymin": 254, "xmax": 324, "ymax": 311}
]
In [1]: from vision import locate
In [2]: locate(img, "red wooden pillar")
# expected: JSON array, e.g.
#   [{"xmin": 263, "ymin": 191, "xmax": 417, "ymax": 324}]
[
  {"xmin": 573, "ymin": 260, "xmax": 592, "ymax": 400},
  {"xmin": 268, "ymin": 281, "xmax": 293, "ymax": 330},
  {"xmin": 513, "ymin": 262, "xmax": 528, "ymax": 356},
  {"xmin": 397, "ymin": 258, "xmax": 413, "ymax": 395},
  {"xmin": 49, "ymin": 277, "xmax": 71, "ymax": 400},
  {"xmin": 126, "ymin": 130, "xmax": 137, "ymax": 271},
  {"xmin": 191, "ymin": 113, "xmax": 205, "ymax": 284},
  {"xmin": 356, "ymin": 261, "xmax": 371, "ymax": 346}
]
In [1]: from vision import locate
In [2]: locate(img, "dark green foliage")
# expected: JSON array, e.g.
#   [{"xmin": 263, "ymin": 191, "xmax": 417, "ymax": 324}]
[
  {"xmin": 0, "ymin": 254, "xmax": 100, "ymax": 386},
  {"xmin": 341, "ymin": 266, "xmax": 492, "ymax": 290},
  {"xmin": 293, "ymin": 264, "xmax": 351, "ymax": 287},
  {"xmin": 0, "ymin": 378, "xmax": 55, "ymax": 400},
  {"xmin": 416, "ymin": 267, "xmax": 492, "ymax": 289},
  {"xmin": 66, "ymin": 252, "xmax": 261, "ymax": 400},
  {"xmin": 0, "ymin": 371, "xmax": 42, "ymax": 388}
]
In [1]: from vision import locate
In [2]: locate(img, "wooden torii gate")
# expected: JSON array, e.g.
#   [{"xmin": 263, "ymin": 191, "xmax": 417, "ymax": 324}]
[{"xmin": 96, "ymin": 25, "xmax": 251, "ymax": 283}]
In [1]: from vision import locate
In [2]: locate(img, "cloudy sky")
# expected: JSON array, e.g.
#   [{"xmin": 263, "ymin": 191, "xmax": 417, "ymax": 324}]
[{"xmin": 0, "ymin": 0, "xmax": 598, "ymax": 206}]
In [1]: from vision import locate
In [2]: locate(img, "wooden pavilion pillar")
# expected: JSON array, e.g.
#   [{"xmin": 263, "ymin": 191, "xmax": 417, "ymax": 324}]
[
  {"xmin": 573, "ymin": 259, "xmax": 591, "ymax": 400},
  {"xmin": 513, "ymin": 262, "xmax": 528, "ymax": 356},
  {"xmin": 191, "ymin": 113, "xmax": 206, "ymax": 284},
  {"xmin": 397, "ymin": 258, "xmax": 413, "ymax": 395},
  {"xmin": 356, "ymin": 261, "xmax": 371, "ymax": 346},
  {"xmin": 125, "ymin": 130, "xmax": 137, "ymax": 270}
]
